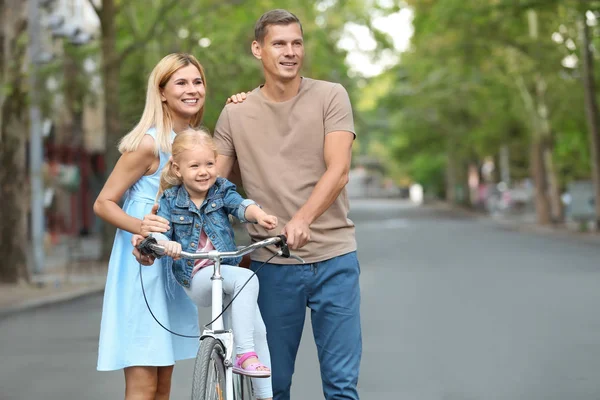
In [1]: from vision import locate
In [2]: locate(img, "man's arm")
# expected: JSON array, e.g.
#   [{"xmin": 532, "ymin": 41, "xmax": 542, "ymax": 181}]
[
  {"xmin": 217, "ymin": 154, "xmax": 236, "ymax": 181},
  {"xmin": 217, "ymin": 159, "xmax": 243, "ymax": 187},
  {"xmin": 214, "ymin": 104, "xmax": 241, "ymax": 185},
  {"xmin": 282, "ymin": 130, "xmax": 354, "ymax": 249}
]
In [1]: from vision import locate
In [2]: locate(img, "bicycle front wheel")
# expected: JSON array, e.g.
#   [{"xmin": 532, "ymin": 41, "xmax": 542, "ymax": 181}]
[
  {"xmin": 233, "ymin": 374, "xmax": 256, "ymax": 400},
  {"xmin": 192, "ymin": 337, "xmax": 227, "ymax": 400}
]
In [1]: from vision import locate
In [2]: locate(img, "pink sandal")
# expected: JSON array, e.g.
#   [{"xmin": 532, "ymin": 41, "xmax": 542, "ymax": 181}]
[{"xmin": 232, "ymin": 351, "xmax": 271, "ymax": 378}]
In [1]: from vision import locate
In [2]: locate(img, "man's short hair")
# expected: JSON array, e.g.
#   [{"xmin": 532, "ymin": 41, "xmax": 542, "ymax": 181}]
[{"xmin": 254, "ymin": 9, "xmax": 303, "ymax": 44}]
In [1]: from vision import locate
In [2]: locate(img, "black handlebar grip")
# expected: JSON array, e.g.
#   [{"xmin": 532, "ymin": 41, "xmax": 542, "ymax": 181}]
[
  {"xmin": 138, "ymin": 236, "xmax": 159, "ymax": 257},
  {"xmin": 277, "ymin": 234, "xmax": 291, "ymax": 258}
]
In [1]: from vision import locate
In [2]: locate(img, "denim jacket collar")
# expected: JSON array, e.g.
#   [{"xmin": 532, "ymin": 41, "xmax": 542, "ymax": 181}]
[{"xmin": 174, "ymin": 178, "xmax": 224, "ymax": 210}]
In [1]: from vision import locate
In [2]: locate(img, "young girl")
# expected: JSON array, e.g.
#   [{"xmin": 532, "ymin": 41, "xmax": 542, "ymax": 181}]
[{"xmin": 151, "ymin": 128, "xmax": 276, "ymax": 400}]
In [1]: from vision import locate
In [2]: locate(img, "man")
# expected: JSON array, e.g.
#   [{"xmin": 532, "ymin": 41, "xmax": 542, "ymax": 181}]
[{"xmin": 214, "ymin": 9, "xmax": 361, "ymax": 400}]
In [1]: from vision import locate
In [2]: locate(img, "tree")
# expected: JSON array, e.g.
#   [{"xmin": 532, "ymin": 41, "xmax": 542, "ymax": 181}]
[
  {"xmin": 578, "ymin": 7, "xmax": 600, "ymax": 229},
  {"xmin": 368, "ymin": 0, "xmax": 592, "ymax": 226},
  {"xmin": 0, "ymin": 0, "xmax": 30, "ymax": 283}
]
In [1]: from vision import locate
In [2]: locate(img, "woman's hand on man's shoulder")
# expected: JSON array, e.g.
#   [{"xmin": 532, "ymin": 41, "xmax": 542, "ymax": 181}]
[{"xmin": 225, "ymin": 91, "xmax": 249, "ymax": 105}]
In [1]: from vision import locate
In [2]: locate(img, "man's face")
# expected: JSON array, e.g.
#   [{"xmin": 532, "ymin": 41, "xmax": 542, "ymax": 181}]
[{"xmin": 253, "ymin": 23, "xmax": 304, "ymax": 82}]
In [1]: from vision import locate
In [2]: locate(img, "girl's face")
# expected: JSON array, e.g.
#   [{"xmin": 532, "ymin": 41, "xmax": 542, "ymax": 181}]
[
  {"xmin": 160, "ymin": 64, "xmax": 205, "ymax": 123},
  {"xmin": 173, "ymin": 145, "xmax": 217, "ymax": 201}
]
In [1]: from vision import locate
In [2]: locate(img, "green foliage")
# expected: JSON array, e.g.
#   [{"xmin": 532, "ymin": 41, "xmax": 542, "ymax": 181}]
[
  {"xmin": 110, "ymin": 0, "xmax": 387, "ymax": 133},
  {"xmin": 39, "ymin": 0, "xmax": 600, "ymax": 205},
  {"xmin": 409, "ymin": 153, "xmax": 446, "ymax": 197},
  {"xmin": 357, "ymin": 0, "xmax": 599, "ymax": 201}
]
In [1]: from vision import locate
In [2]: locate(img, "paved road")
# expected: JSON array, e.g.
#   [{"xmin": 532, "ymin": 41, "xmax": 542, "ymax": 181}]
[{"xmin": 1, "ymin": 199, "xmax": 600, "ymax": 399}]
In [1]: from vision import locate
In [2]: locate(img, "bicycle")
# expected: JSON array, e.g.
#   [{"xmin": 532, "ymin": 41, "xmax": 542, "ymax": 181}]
[{"xmin": 137, "ymin": 234, "xmax": 304, "ymax": 400}]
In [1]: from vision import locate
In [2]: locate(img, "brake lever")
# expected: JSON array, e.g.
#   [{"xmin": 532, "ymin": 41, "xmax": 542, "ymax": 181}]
[
  {"xmin": 276, "ymin": 235, "xmax": 291, "ymax": 258},
  {"xmin": 275, "ymin": 235, "xmax": 305, "ymax": 263},
  {"xmin": 289, "ymin": 255, "xmax": 306, "ymax": 264},
  {"xmin": 137, "ymin": 236, "xmax": 163, "ymax": 259}
]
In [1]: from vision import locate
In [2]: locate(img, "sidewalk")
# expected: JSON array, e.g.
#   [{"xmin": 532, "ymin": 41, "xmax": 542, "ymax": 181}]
[
  {"xmin": 0, "ymin": 235, "xmax": 107, "ymax": 318},
  {"xmin": 430, "ymin": 200, "xmax": 600, "ymax": 245},
  {"xmin": 0, "ymin": 224, "xmax": 252, "ymax": 318}
]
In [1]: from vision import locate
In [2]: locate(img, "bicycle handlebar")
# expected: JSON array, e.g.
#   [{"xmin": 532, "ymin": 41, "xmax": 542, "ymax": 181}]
[{"xmin": 137, "ymin": 234, "xmax": 305, "ymax": 263}]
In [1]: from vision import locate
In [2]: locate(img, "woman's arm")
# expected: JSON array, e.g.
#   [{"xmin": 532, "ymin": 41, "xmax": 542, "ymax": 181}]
[{"xmin": 93, "ymin": 135, "xmax": 158, "ymax": 235}]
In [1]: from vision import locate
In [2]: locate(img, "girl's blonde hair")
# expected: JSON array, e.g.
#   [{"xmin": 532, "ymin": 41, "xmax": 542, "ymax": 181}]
[
  {"xmin": 118, "ymin": 53, "xmax": 207, "ymax": 155},
  {"xmin": 156, "ymin": 127, "xmax": 218, "ymax": 201}
]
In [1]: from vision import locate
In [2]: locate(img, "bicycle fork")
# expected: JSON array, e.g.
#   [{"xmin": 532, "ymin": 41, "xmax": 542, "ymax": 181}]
[{"xmin": 201, "ymin": 329, "xmax": 234, "ymax": 399}]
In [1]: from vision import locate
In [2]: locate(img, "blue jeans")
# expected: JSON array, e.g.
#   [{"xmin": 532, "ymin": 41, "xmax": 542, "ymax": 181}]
[{"xmin": 251, "ymin": 251, "xmax": 361, "ymax": 400}]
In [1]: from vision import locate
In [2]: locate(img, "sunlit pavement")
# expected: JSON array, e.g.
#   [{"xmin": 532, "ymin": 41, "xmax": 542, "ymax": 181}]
[{"xmin": 1, "ymin": 198, "xmax": 600, "ymax": 400}]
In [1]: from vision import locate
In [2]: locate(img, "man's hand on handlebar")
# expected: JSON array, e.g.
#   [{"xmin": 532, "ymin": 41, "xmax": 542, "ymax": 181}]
[
  {"xmin": 281, "ymin": 217, "xmax": 310, "ymax": 250},
  {"xmin": 131, "ymin": 234, "xmax": 156, "ymax": 266}
]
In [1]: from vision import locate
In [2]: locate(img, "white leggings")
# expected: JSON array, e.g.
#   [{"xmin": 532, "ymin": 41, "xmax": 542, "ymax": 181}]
[{"xmin": 184, "ymin": 265, "xmax": 272, "ymax": 399}]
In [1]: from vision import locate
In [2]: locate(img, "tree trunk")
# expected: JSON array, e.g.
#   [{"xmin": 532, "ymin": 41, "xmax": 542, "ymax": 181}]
[
  {"xmin": 99, "ymin": 0, "xmax": 120, "ymax": 260},
  {"xmin": 543, "ymin": 144, "xmax": 562, "ymax": 222},
  {"xmin": 534, "ymin": 77, "xmax": 562, "ymax": 223},
  {"xmin": 579, "ymin": 15, "xmax": 600, "ymax": 230},
  {"xmin": 519, "ymin": 10, "xmax": 554, "ymax": 225},
  {"xmin": 512, "ymin": 75, "xmax": 553, "ymax": 225},
  {"xmin": 445, "ymin": 135, "xmax": 459, "ymax": 204},
  {"xmin": 531, "ymin": 137, "xmax": 551, "ymax": 225},
  {"xmin": 0, "ymin": 130, "xmax": 29, "ymax": 283},
  {"xmin": 63, "ymin": 45, "xmax": 85, "ymax": 145},
  {"xmin": 0, "ymin": 0, "xmax": 29, "ymax": 283}
]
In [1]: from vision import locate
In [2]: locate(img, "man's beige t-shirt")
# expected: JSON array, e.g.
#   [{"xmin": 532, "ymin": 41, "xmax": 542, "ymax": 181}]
[{"xmin": 213, "ymin": 78, "xmax": 356, "ymax": 264}]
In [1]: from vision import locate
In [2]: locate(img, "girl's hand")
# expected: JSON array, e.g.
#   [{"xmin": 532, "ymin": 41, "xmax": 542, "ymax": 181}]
[
  {"xmin": 257, "ymin": 214, "xmax": 278, "ymax": 230},
  {"xmin": 159, "ymin": 240, "xmax": 182, "ymax": 260}
]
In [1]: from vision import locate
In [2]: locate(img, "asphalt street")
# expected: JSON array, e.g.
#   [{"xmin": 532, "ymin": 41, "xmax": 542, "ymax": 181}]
[{"xmin": 1, "ymin": 199, "xmax": 600, "ymax": 400}]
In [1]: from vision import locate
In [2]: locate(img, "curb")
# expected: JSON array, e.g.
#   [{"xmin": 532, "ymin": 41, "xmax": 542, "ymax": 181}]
[{"xmin": 0, "ymin": 282, "xmax": 105, "ymax": 320}]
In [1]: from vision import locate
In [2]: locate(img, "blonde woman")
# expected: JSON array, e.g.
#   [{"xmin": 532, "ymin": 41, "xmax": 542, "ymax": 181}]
[{"xmin": 93, "ymin": 53, "xmax": 205, "ymax": 399}]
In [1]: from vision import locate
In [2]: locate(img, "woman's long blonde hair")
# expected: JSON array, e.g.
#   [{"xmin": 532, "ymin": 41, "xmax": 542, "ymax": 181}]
[
  {"xmin": 156, "ymin": 127, "xmax": 218, "ymax": 202},
  {"xmin": 118, "ymin": 53, "xmax": 207, "ymax": 155}
]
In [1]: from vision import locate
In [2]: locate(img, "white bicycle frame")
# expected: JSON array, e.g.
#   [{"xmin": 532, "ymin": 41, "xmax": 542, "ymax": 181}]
[
  {"xmin": 203, "ymin": 254, "xmax": 236, "ymax": 399},
  {"xmin": 143, "ymin": 235, "xmax": 304, "ymax": 399}
]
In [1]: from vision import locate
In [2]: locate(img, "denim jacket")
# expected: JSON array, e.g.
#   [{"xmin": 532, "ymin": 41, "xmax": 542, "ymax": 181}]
[{"xmin": 152, "ymin": 177, "xmax": 256, "ymax": 288}]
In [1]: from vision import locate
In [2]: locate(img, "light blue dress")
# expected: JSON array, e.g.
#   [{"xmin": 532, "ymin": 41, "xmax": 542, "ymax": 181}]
[{"xmin": 97, "ymin": 128, "xmax": 199, "ymax": 371}]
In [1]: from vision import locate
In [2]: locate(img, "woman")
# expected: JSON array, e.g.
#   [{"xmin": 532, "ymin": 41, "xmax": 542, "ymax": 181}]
[{"xmin": 93, "ymin": 53, "xmax": 205, "ymax": 399}]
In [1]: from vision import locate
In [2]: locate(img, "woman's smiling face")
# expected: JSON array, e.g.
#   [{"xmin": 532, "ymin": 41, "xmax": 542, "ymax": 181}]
[{"xmin": 160, "ymin": 64, "xmax": 205, "ymax": 123}]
